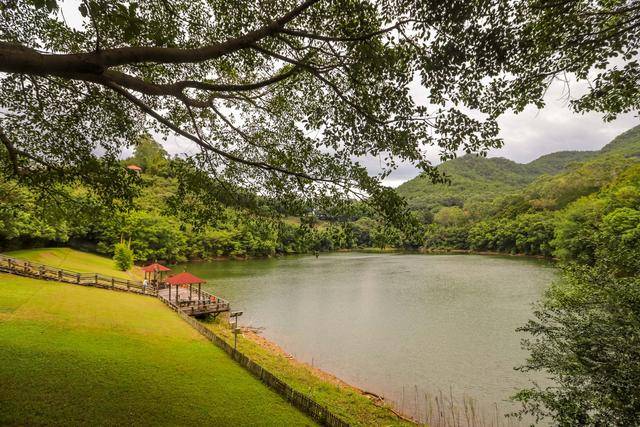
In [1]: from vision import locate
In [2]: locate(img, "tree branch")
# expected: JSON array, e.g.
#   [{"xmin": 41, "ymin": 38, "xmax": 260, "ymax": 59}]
[
  {"xmin": 104, "ymin": 81, "xmax": 336, "ymax": 183},
  {"xmin": 280, "ymin": 20, "xmax": 411, "ymax": 42},
  {"xmin": 0, "ymin": 126, "xmax": 20, "ymax": 176},
  {"xmin": 0, "ymin": 0, "xmax": 321, "ymax": 75}
]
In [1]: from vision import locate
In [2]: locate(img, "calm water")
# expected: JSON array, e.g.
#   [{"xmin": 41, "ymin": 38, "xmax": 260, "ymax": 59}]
[{"xmin": 181, "ymin": 253, "xmax": 555, "ymax": 423}]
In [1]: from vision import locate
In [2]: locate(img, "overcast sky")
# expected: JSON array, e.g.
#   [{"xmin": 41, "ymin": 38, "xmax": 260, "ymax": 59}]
[
  {"xmin": 156, "ymin": 77, "xmax": 638, "ymax": 188},
  {"xmin": 378, "ymin": 78, "xmax": 638, "ymax": 187}
]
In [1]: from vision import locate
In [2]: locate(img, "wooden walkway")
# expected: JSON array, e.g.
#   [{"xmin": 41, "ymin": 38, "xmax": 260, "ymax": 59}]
[
  {"xmin": 158, "ymin": 285, "xmax": 230, "ymax": 317},
  {"xmin": 0, "ymin": 254, "xmax": 153, "ymax": 295}
]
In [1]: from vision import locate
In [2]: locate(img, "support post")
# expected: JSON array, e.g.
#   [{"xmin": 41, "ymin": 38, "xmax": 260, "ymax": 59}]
[
  {"xmin": 198, "ymin": 283, "xmax": 201, "ymax": 304},
  {"xmin": 168, "ymin": 284, "xmax": 171, "ymax": 300},
  {"xmin": 189, "ymin": 284, "xmax": 192, "ymax": 301},
  {"xmin": 175, "ymin": 284, "xmax": 179, "ymax": 304}
]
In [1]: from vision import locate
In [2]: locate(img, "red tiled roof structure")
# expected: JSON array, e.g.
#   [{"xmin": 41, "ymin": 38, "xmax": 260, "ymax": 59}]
[
  {"xmin": 165, "ymin": 272, "xmax": 206, "ymax": 285},
  {"xmin": 126, "ymin": 164, "xmax": 142, "ymax": 171},
  {"xmin": 141, "ymin": 262, "xmax": 171, "ymax": 273}
]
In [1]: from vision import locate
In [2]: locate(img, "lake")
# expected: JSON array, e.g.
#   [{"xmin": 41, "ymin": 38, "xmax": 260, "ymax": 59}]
[{"xmin": 180, "ymin": 252, "xmax": 556, "ymax": 424}]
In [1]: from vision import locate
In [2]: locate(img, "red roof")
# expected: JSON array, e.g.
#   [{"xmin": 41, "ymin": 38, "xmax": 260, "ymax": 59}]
[
  {"xmin": 126, "ymin": 164, "xmax": 142, "ymax": 171},
  {"xmin": 142, "ymin": 262, "xmax": 171, "ymax": 273},
  {"xmin": 166, "ymin": 272, "xmax": 206, "ymax": 285}
]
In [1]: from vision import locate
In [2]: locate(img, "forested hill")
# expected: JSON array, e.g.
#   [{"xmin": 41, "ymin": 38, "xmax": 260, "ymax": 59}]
[
  {"xmin": 398, "ymin": 122, "xmax": 640, "ymax": 261},
  {"xmin": 396, "ymin": 125, "xmax": 640, "ymax": 214}
]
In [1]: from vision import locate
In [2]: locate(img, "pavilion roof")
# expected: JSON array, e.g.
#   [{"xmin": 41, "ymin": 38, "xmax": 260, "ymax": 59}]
[
  {"xmin": 142, "ymin": 262, "xmax": 171, "ymax": 272},
  {"xmin": 126, "ymin": 164, "xmax": 142, "ymax": 171},
  {"xmin": 166, "ymin": 272, "xmax": 206, "ymax": 285}
]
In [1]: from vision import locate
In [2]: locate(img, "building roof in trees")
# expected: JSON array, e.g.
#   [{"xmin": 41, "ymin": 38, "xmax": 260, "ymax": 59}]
[
  {"xmin": 166, "ymin": 272, "xmax": 206, "ymax": 285},
  {"xmin": 126, "ymin": 164, "xmax": 142, "ymax": 171},
  {"xmin": 142, "ymin": 262, "xmax": 171, "ymax": 272}
]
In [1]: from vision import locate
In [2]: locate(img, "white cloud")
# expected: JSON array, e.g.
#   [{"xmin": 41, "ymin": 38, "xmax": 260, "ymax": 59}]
[{"xmin": 378, "ymin": 78, "xmax": 638, "ymax": 187}]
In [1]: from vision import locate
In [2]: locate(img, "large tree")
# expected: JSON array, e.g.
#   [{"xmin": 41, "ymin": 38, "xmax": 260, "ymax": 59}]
[{"xmin": 0, "ymin": 0, "xmax": 638, "ymax": 218}]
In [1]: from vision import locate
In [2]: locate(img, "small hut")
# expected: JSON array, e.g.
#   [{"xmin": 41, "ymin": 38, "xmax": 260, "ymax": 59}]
[
  {"xmin": 165, "ymin": 272, "xmax": 207, "ymax": 304},
  {"xmin": 142, "ymin": 262, "xmax": 171, "ymax": 288}
]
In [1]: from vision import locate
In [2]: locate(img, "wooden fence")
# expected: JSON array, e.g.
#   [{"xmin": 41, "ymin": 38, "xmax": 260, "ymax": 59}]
[
  {"xmin": 160, "ymin": 297, "xmax": 351, "ymax": 427},
  {"xmin": 0, "ymin": 254, "xmax": 155, "ymax": 296}
]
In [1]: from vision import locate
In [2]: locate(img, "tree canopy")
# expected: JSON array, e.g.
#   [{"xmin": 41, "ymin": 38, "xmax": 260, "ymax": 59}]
[{"xmin": 1, "ymin": 0, "xmax": 638, "ymax": 219}]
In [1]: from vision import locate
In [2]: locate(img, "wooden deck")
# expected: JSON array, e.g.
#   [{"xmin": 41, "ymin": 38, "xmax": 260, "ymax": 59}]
[{"xmin": 157, "ymin": 285, "xmax": 230, "ymax": 317}]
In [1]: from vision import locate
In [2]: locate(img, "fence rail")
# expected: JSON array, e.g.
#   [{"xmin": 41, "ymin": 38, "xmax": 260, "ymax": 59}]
[
  {"xmin": 160, "ymin": 298, "xmax": 350, "ymax": 427},
  {"xmin": 0, "ymin": 254, "xmax": 155, "ymax": 296}
]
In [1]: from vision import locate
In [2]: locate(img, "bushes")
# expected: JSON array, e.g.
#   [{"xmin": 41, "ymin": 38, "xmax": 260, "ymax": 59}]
[
  {"xmin": 514, "ymin": 262, "xmax": 640, "ymax": 425},
  {"xmin": 113, "ymin": 242, "xmax": 134, "ymax": 271}
]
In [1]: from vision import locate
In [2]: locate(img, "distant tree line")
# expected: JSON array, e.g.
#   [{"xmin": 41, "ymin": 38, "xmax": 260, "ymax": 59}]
[{"xmin": 0, "ymin": 136, "xmax": 410, "ymax": 261}]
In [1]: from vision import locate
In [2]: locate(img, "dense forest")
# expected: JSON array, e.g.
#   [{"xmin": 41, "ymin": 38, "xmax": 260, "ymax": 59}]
[{"xmin": 0, "ymin": 134, "xmax": 398, "ymax": 261}]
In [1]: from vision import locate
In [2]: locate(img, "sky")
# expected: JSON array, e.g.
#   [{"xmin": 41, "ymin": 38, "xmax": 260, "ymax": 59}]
[{"xmin": 377, "ymin": 77, "xmax": 638, "ymax": 187}]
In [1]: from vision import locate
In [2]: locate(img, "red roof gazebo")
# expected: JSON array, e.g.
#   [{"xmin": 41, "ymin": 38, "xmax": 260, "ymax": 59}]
[
  {"xmin": 165, "ymin": 272, "xmax": 207, "ymax": 304},
  {"xmin": 142, "ymin": 262, "xmax": 171, "ymax": 283},
  {"xmin": 166, "ymin": 272, "xmax": 206, "ymax": 286}
]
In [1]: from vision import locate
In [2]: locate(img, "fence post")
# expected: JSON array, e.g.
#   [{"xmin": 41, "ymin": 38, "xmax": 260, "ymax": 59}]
[
  {"xmin": 95, "ymin": 274, "xmax": 98, "ymax": 286},
  {"xmin": 111, "ymin": 277, "xmax": 115, "ymax": 290},
  {"xmin": 76, "ymin": 273, "xmax": 80, "ymax": 284},
  {"xmin": 126, "ymin": 280, "xmax": 130, "ymax": 291},
  {"xmin": 58, "ymin": 270, "xmax": 62, "ymax": 281},
  {"xmin": 7, "ymin": 258, "xmax": 11, "ymax": 272}
]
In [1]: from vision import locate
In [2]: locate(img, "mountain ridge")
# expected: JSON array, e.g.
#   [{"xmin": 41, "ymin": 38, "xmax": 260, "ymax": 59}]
[{"xmin": 397, "ymin": 124, "xmax": 640, "ymax": 213}]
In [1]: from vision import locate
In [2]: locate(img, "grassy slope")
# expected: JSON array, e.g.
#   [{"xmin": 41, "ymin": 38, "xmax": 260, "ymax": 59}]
[
  {"xmin": 0, "ymin": 273, "xmax": 314, "ymax": 426},
  {"xmin": 6, "ymin": 247, "xmax": 142, "ymax": 280},
  {"xmin": 205, "ymin": 320, "xmax": 413, "ymax": 427}
]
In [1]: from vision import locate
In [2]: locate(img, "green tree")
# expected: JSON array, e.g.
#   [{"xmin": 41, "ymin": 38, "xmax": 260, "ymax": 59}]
[
  {"xmin": 598, "ymin": 208, "xmax": 640, "ymax": 276},
  {"xmin": 3, "ymin": 1, "xmax": 639, "ymax": 219},
  {"xmin": 113, "ymin": 241, "xmax": 134, "ymax": 271},
  {"xmin": 553, "ymin": 196, "xmax": 605, "ymax": 264},
  {"xmin": 433, "ymin": 206, "xmax": 466, "ymax": 227},
  {"xmin": 101, "ymin": 211, "xmax": 187, "ymax": 262},
  {"xmin": 129, "ymin": 134, "xmax": 169, "ymax": 176},
  {"xmin": 514, "ymin": 264, "xmax": 640, "ymax": 426}
]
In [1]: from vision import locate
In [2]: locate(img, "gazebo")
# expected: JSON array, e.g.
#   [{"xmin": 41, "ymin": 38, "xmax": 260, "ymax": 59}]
[
  {"xmin": 142, "ymin": 262, "xmax": 171, "ymax": 288},
  {"xmin": 165, "ymin": 272, "xmax": 207, "ymax": 304}
]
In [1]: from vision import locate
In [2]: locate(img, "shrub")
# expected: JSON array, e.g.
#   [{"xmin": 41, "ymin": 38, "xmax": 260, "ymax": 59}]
[{"xmin": 113, "ymin": 242, "xmax": 134, "ymax": 271}]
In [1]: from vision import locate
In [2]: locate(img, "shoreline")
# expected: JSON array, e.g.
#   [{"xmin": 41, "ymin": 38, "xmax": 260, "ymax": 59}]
[
  {"xmin": 167, "ymin": 248, "xmax": 555, "ymax": 265},
  {"xmin": 203, "ymin": 318, "xmax": 416, "ymax": 426},
  {"xmin": 241, "ymin": 328, "xmax": 417, "ymax": 423}
]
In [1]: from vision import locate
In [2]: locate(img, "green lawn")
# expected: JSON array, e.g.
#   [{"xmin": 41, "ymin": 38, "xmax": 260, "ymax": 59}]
[
  {"xmin": 0, "ymin": 273, "xmax": 314, "ymax": 426},
  {"xmin": 5, "ymin": 247, "xmax": 141, "ymax": 280}
]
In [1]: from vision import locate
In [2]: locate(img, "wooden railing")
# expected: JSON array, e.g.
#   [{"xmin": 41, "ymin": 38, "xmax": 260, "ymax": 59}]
[
  {"xmin": 157, "ymin": 282, "xmax": 230, "ymax": 315},
  {"xmin": 0, "ymin": 254, "xmax": 155, "ymax": 296}
]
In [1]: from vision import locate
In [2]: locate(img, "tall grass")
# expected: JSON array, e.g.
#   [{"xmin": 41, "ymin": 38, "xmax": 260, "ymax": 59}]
[{"xmin": 386, "ymin": 385, "xmax": 523, "ymax": 427}]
